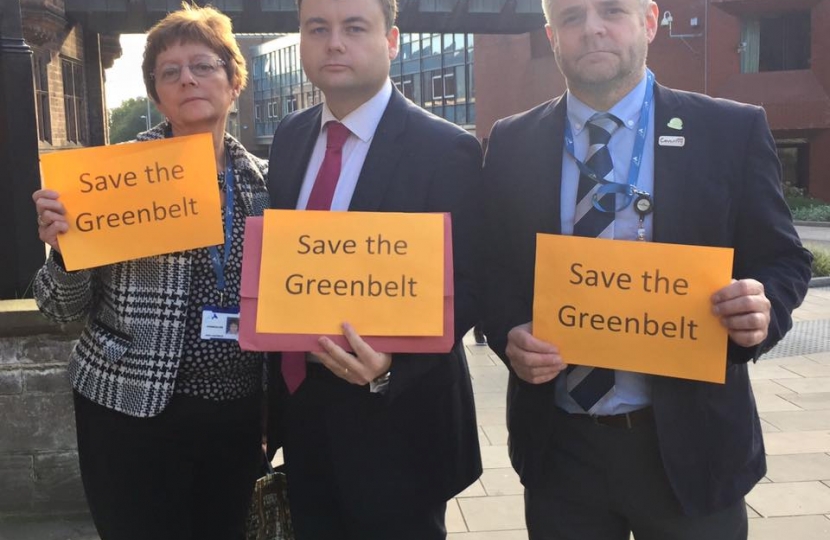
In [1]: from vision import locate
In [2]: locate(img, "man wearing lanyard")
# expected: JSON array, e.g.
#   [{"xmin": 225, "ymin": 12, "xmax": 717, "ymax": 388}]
[{"xmin": 481, "ymin": 1, "xmax": 812, "ymax": 539}]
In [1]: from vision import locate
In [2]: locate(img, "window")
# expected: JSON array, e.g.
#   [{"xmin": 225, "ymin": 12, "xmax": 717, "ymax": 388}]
[
  {"xmin": 443, "ymin": 70, "xmax": 456, "ymax": 99},
  {"xmin": 33, "ymin": 52, "xmax": 51, "ymax": 143},
  {"xmin": 777, "ymin": 142, "xmax": 809, "ymax": 191},
  {"xmin": 400, "ymin": 77, "xmax": 415, "ymax": 100},
  {"xmin": 61, "ymin": 58, "xmax": 87, "ymax": 144},
  {"xmin": 431, "ymin": 70, "xmax": 456, "ymax": 100},
  {"xmin": 284, "ymin": 94, "xmax": 297, "ymax": 115},
  {"xmin": 432, "ymin": 74, "xmax": 444, "ymax": 102},
  {"xmin": 741, "ymin": 12, "xmax": 811, "ymax": 73}
]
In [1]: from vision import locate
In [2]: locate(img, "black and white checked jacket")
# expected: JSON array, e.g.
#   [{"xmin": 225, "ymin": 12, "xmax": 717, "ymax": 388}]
[{"xmin": 34, "ymin": 125, "xmax": 269, "ymax": 417}]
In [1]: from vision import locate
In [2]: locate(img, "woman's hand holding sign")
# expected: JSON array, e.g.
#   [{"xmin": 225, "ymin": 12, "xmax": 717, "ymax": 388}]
[
  {"xmin": 711, "ymin": 279, "xmax": 771, "ymax": 348},
  {"xmin": 33, "ymin": 189, "xmax": 69, "ymax": 253},
  {"xmin": 315, "ymin": 323, "xmax": 393, "ymax": 386},
  {"xmin": 506, "ymin": 322, "xmax": 568, "ymax": 385}
]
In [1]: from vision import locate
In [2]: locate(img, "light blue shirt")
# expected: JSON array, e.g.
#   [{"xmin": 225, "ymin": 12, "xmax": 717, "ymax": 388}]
[{"xmin": 555, "ymin": 74, "xmax": 656, "ymax": 415}]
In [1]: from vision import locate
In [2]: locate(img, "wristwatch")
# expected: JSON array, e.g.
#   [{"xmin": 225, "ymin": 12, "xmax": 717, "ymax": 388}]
[{"xmin": 369, "ymin": 370, "xmax": 391, "ymax": 394}]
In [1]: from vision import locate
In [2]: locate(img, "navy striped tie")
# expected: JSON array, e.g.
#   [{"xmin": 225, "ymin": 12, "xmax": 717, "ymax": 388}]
[{"xmin": 568, "ymin": 112, "xmax": 622, "ymax": 413}]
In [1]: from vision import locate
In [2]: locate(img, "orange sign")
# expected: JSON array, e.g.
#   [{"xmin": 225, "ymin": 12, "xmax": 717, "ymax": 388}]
[
  {"xmin": 533, "ymin": 235, "xmax": 734, "ymax": 383},
  {"xmin": 257, "ymin": 210, "xmax": 445, "ymax": 336},
  {"xmin": 40, "ymin": 133, "xmax": 222, "ymax": 271}
]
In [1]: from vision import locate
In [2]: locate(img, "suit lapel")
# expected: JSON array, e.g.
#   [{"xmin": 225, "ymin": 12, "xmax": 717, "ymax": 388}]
[
  {"xmin": 274, "ymin": 107, "xmax": 321, "ymax": 209},
  {"xmin": 540, "ymin": 98, "xmax": 566, "ymax": 235},
  {"xmin": 348, "ymin": 88, "xmax": 408, "ymax": 212},
  {"xmin": 652, "ymin": 85, "xmax": 691, "ymax": 245}
]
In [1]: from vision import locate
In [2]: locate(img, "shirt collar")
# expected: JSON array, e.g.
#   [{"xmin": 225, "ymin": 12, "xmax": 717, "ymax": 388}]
[
  {"xmin": 566, "ymin": 73, "xmax": 648, "ymax": 134},
  {"xmin": 320, "ymin": 79, "xmax": 393, "ymax": 143}
]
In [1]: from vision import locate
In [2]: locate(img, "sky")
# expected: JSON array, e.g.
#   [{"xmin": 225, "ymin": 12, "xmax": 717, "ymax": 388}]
[{"xmin": 105, "ymin": 34, "xmax": 149, "ymax": 110}]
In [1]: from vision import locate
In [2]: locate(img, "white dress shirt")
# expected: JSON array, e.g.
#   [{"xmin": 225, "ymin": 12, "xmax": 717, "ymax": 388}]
[{"xmin": 295, "ymin": 80, "xmax": 393, "ymax": 211}]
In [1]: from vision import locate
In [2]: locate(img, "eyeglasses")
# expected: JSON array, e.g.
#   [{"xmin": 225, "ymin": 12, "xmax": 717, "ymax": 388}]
[{"xmin": 151, "ymin": 58, "xmax": 227, "ymax": 84}]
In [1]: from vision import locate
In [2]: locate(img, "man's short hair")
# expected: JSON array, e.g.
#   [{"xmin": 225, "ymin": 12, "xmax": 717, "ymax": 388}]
[
  {"xmin": 543, "ymin": 0, "xmax": 651, "ymax": 25},
  {"xmin": 296, "ymin": 0, "xmax": 398, "ymax": 32}
]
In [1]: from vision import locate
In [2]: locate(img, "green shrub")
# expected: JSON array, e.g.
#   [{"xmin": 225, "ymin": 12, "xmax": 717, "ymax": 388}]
[
  {"xmin": 783, "ymin": 184, "xmax": 830, "ymax": 221},
  {"xmin": 793, "ymin": 205, "xmax": 830, "ymax": 222},
  {"xmin": 811, "ymin": 246, "xmax": 830, "ymax": 277}
]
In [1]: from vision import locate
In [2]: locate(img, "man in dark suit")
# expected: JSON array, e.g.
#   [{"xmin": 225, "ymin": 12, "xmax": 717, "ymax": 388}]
[
  {"xmin": 482, "ymin": 0, "xmax": 812, "ymax": 539},
  {"xmin": 265, "ymin": 0, "xmax": 482, "ymax": 537}
]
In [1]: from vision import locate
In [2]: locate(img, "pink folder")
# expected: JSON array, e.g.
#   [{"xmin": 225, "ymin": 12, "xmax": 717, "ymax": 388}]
[{"xmin": 238, "ymin": 215, "xmax": 455, "ymax": 353}]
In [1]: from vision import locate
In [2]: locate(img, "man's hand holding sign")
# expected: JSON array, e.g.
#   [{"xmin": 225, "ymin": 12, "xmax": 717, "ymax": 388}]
[
  {"xmin": 251, "ymin": 210, "xmax": 447, "ymax": 385},
  {"xmin": 507, "ymin": 235, "xmax": 771, "ymax": 385}
]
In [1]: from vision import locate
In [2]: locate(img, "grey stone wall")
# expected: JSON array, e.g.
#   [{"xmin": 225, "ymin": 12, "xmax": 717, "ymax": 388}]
[{"xmin": 0, "ymin": 301, "xmax": 84, "ymax": 517}]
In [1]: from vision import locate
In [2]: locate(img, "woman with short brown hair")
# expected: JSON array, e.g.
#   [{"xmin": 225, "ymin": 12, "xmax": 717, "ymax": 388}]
[{"xmin": 32, "ymin": 5, "xmax": 269, "ymax": 539}]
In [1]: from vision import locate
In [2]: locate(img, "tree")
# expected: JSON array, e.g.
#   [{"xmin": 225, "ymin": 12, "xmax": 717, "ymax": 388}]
[{"xmin": 108, "ymin": 97, "xmax": 164, "ymax": 144}]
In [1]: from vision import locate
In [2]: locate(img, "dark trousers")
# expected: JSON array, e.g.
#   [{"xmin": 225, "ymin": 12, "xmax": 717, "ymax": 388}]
[
  {"xmin": 525, "ymin": 407, "xmax": 747, "ymax": 540},
  {"xmin": 73, "ymin": 391, "xmax": 263, "ymax": 540},
  {"xmin": 283, "ymin": 371, "xmax": 448, "ymax": 540}
]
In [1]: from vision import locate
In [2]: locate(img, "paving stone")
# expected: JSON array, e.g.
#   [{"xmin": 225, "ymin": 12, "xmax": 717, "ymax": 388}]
[
  {"xmin": 476, "ymin": 408, "xmax": 507, "ymax": 427},
  {"xmin": 480, "ymin": 468, "xmax": 523, "ymax": 496},
  {"xmin": 746, "ymin": 481, "xmax": 830, "ymax": 517},
  {"xmin": 456, "ymin": 480, "xmax": 487, "ymax": 498},
  {"xmin": 780, "ymin": 362, "xmax": 830, "ymax": 378},
  {"xmin": 479, "ymin": 445, "xmax": 511, "ymax": 469},
  {"xmin": 466, "ymin": 353, "xmax": 497, "ymax": 367},
  {"xmin": 747, "ymin": 505, "xmax": 761, "ymax": 518},
  {"xmin": 747, "ymin": 515, "xmax": 830, "ymax": 540},
  {"xmin": 487, "ymin": 354, "xmax": 506, "ymax": 365},
  {"xmin": 760, "ymin": 355, "xmax": 817, "ymax": 365},
  {"xmin": 782, "ymin": 392, "xmax": 830, "ymax": 410},
  {"xmin": 774, "ymin": 377, "xmax": 830, "ymax": 394},
  {"xmin": 446, "ymin": 498, "xmax": 467, "ymax": 533},
  {"xmin": 471, "ymin": 375, "xmax": 508, "ymax": 394},
  {"xmin": 751, "ymin": 379, "xmax": 796, "ymax": 395},
  {"xmin": 478, "ymin": 426, "xmax": 490, "ymax": 446},
  {"xmin": 448, "ymin": 531, "xmax": 527, "ymax": 540},
  {"xmin": 481, "ymin": 425, "xmax": 508, "ymax": 447},
  {"xmin": 748, "ymin": 364, "xmax": 804, "ymax": 380},
  {"xmin": 806, "ymin": 352, "xmax": 830, "ymax": 365},
  {"xmin": 474, "ymin": 391, "xmax": 507, "ymax": 411},
  {"xmin": 754, "ymin": 392, "xmax": 801, "ymax": 412},
  {"xmin": 765, "ymin": 453, "xmax": 830, "ymax": 482},
  {"xmin": 761, "ymin": 410, "xmax": 830, "ymax": 431},
  {"xmin": 763, "ymin": 431, "xmax": 830, "ymax": 454},
  {"xmin": 458, "ymin": 495, "xmax": 526, "ymax": 531},
  {"xmin": 759, "ymin": 418, "xmax": 782, "ymax": 434}
]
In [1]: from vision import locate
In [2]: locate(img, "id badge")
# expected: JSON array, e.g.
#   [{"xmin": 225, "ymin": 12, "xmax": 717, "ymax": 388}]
[{"xmin": 201, "ymin": 306, "xmax": 241, "ymax": 341}]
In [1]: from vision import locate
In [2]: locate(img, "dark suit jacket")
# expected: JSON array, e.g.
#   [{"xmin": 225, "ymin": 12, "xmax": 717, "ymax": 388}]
[
  {"xmin": 481, "ymin": 84, "xmax": 812, "ymax": 516},
  {"xmin": 266, "ymin": 87, "xmax": 483, "ymax": 519}
]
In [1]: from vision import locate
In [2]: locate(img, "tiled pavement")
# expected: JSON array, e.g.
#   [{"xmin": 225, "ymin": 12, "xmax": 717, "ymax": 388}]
[
  {"xmin": 3, "ymin": 288, "xmax": 830, "ymax": 539},
  {"xmin": 446, "ymin": 286, "xmax": 830, "ymax": 539}
]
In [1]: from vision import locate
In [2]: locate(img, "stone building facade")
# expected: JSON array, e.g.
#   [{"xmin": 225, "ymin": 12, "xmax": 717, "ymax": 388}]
[{"xmin": 21, "ymin": 0, "xmax": 122, "ymax": 152}]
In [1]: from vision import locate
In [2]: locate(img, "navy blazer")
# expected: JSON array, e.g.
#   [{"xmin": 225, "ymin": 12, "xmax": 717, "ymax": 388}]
[
  {"xmin": 266, "ymin": 87, "xmax": 483, "ymax": 520},
  {"xmin": 481, "ymin": 84, "xmax": 812, "ymax": 516}
]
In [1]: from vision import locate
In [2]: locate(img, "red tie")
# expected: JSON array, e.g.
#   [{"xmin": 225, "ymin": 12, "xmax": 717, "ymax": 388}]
[{"xmin": 281, "ymin": 121, "xmax": 351, "ymax": 394}]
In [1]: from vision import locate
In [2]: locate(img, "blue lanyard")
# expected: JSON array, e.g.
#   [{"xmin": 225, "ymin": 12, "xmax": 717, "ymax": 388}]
[
  {"xmin": 564, "ymin": 69, "xmax": 655, "ymax": 212},
  {"xmin": 208, "ymin": 152, "xmax": 235, "ymax": 300}
]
